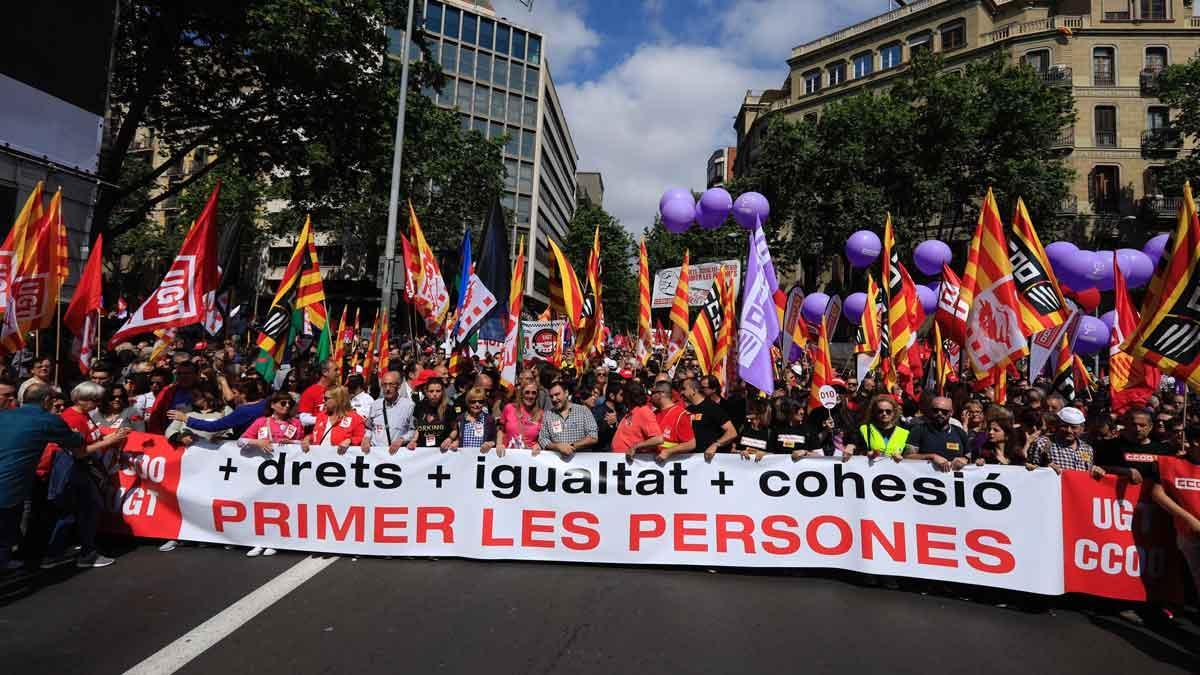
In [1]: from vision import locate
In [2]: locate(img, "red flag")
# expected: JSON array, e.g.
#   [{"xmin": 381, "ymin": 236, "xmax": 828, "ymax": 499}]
[
  {"xmin": 400, "ymin": 232, "xmax": 418, "ymax": 302},
  {"xmin": 964, "ymin": 188, "xmax": 1028, "ymax": 377},
  {"xmin": 111, "ymin": 182, "xmax": 221, "ymax": 345},
  {"xmin": 807, "ymin": 318, "xmax": 834, "ymax": 412},
  {"xmin": 936, "ymin": 263, "xmax": 968, "ymax": 345},
  {"xmin": 1110, "ymin": 252, "xmax": 1160, "ymax": 413},
  {"xmin": 64, "ymin": 234, "xmax": 104, "ymax": 335}
]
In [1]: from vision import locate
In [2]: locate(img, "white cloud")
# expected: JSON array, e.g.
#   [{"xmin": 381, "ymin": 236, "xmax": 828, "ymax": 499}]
[
  {"xmin": 719, "ymin": 0, "xmax": 883, "ymax": 62},
  {"xmin": 492, "ymin": 0, "xmax": 600, "ymax": 74},
  {"xmin": 558, "ymin": 44, "xmax": 779, "ymax": 234}
]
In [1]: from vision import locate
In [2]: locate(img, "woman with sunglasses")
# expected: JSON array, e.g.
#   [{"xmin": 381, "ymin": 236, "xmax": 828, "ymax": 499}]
[
  {"xmin": 239, "ymin": 393, "xmax": 305, "ymax": 453},
  {"xmin": 498, "ymin": 382, "xmax": 544, "ymax": 456},
  {"xmin": 845, "ymin": 394, "xmax": 908, "ymax": 460},
  {"xmin": 302, "ymin": 386, "xmax": 366, "ymax": 455},
  {"xmin": 446, "ymin": 386, "xmax": 496, "ymax": 453},
  {"xmin": 92, "ymin": 385, "xmax": 146, "ymax": 432}
]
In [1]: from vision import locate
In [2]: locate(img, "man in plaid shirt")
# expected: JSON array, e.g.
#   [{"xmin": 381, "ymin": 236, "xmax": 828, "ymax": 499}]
[
  {"xmin": 538, "ymin": 382, "xmax": 598, "ymax": 456},
  {"xmin": 1029, "ymin": 406, "xmax": 1106, "ymax": 479}
]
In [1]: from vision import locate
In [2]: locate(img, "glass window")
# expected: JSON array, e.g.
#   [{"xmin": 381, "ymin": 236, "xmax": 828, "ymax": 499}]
[
  {"xmin": 443, "ymin": 6, "xmax": 460, "ymax": 39},
  {"xmin": 442, "ymin": 42, "xmax": 457, "ymax": 74},
  {"xmin": 456, "ymin": 81, "xmax": 472, "ymax": 112},
  {"xmin": 459, "ymin": 113, "xmax": 471, "ymax": 131},
  {"xmin": 507, "ymin": 93, "xmax": 522, "ymax": 124},
  {"xmin": 421, "ymin": 83, "xmax": 435, "ymax": 100},
  {"xmin": 1147, "ymin": 106, "xmax": 1169, "ymax": 129},
  {"xmin": 490, "ymin": 121, "xmax": 505, "ymax": 141},
  {"xmin": 527, "ymin": 35, "xmax": 542, "ymax": 65},
  {"xmin": 504, "ymin": 190, "xmax": 517, "ymax": 212},
  {"xmin": 510, "ymin": 62, "xmax": 523, "ymax": 91},
  {"xmin": 462, "ymin": 12, "xmax": 477, "ymax": 45},
  {"xmin": 518, "ymin": 162, "xmax": 534, "ymax": 193},
  {"xmin": 523, "ymin": 97, "xmax": 537, "ymax": 128},
  {"xmin": 504, "ymin": 159, "xmax": 518, "ymax": 190},
  {"xmin": 387, "ymin": 28, "xmax": 404, "ymax": 56},
  {"xmin": 1094, "ymin": 106, "xmax": 1117, "ymax": 146},
  {"xmin": 525, "ymin": 67, "xmax": 539, "ymax": 96},
  {"xmin": 496, "ymin": 24, "xmax": 511, "ymax": 55},
  {"xmin": 476, "ymin": 52, "xmax": 491, "ymax": 83},
  {"xmin": 512, "ymin": 29, "xmax": 527, "ymax": 61},
  {"xmin": 1022, "ymin": 49, "xmax": 1050, "ymax": 73},
  {"xmin": 880, "ymin": 43, "xmax": 902, "ymax": 70},
  {"xmin": 429, "ymin": 38, "xmax": 442, "ymax": 64},
  {"xmin": 803, "ymin": 70, "xmax": 821, "ymax": 95},
  {"xmin": 521, "ymin": 130, "xmax": 535, "ymax": 159},
  {"xmin": 505, "ymin": 129, "xmax": 519, "ymax": 156},
  {"xmin": 460, "ymin": 48, "xmax": 475, "ymax": 80},
  {"xmin": 908, "ymin": 32, "xmax": 931, "ymax": 56},
  {"xmin": 474, "ymin": 85, "xmax": 489, "ymax": 114},
  {"xmin": 517, "ymin": 195, "xmax": 532, "ymax": 222},
  {"xmin": 853, "ymin": 52, "xmax": 873, "ymax": 78},
  {"xmin": 425, "ymin": 1, "xmax": 443, "ymax": 33},
  {"xmin": 436, "ymin": 78, "xmax": 454, "ymax": 106},
  {"xmin": 490, "ymin": 91, "xmax": 505, "ymax": 118},
  {"xmin": 827, "ymin": 62, "xmax": 846, "ymax": 86},
  {"xmin": 941, "ymin": 21, "xmax": 965, "ymax": 50},
  {"xmin": 1093, "ymin": 47, "xmax": 1115, "ymax": 85},
  {"xmin": 479, "ymin": 18, "xmax": 495, "ymax": 51},
  {"xmin": 493, "ymin": 58, "xmax": 508, "ymax": 87},
  {"xmin": 472, "ymin": 117, "xmax": 487, "ymax": 134},
  {"xmin": 1145, "ymin": 46, "xmax": 1167, "ymax": 70}
]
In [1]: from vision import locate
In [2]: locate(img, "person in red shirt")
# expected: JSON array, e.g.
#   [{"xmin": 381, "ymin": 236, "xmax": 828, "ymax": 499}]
[
  {"xmin": 298, "ymin": 359, "xmax": 339, "ymax": 427},
  {"xmin": 43, "ymin": 382, "xmax": 130, "ymax": 569},
  {"xmin": 302, "ymin": 385, "xmax": 366, "ymax": 454},
  {"xmin": 613, "ymin": 382, "xmax": 664, "ymax": 459},
  {"xmin": 1151, "ymin": 428, "xmax": 1200, "ymax": 593},
  {"xmin": 650, "ymin": 381, "xmax": 694, "ymax": 462}
]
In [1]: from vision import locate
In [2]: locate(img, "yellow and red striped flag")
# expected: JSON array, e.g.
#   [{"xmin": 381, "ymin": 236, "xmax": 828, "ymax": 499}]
[
  {"xmin": 807, "ymin": 317, "xmax": 834, "ymax": 412},
  {"xmin": 713, "ymin": 267, "xmax": 736, "ymax": 391},
  {"xmin": 964, "ymin": 188, "xmax": 1028, "ymax": 378},
  {"xmin": 636, "ymin": 237, "xmax": 652, "ymax": 363},
  {"xmin": 687, "ymin": 264, "xmax": 726, "ymax": 374},
  {"xmin": 361, "ymin": 309, "xmax": 380, "ymax": 382},
  {"xmin": 331, "ymin": 305, "xmax": 349, "ymax": 379},
  {"xmin": 376, "ymin": 311, "xmax": 390, "ymax": 378},
  {"xmin": 253, "ymin": 215, "xmax": 328, "ymax": 379},
  {"xmin": 408, "ymin": 202, "xmax": 449, "ymax": 334},
  {"xmin": 1008, "ymin": 197, "xmax": 1068, "ymax": 336},
  {"xmin": 666, "ymin": 250, "xmax": 690, "ymax": 366},
  {"xmin": 547, "ymin": 237, "xmax": 585, "ymax": 330},
  {"xmin": 13, "ymin": 189, "xmax": 66, "ymax": 332},
  {"xmin": 575, "ymin": 225, "xmax": 603, "ymax": 371},
  {"xmin": 1124, "ymin": 182, "xmax": 1200, "ymax": 391},
  {"xmin": 1051, "ymin": 331, "xmax": 1076, "ymax": 400},
  {"xmin": 0, "ymin": 181, "xmax": 44, "ymax": 312},
  {"xmin": 881, "ymin": 214, "xmax": 913, "ymax": 359},
  {"xmin": 853, "ymin": 273, "xmax": 883, "ymax": 386},
  {"xmin": 500, "ymin": 237, "xmax": 526, "ymax": 390}
]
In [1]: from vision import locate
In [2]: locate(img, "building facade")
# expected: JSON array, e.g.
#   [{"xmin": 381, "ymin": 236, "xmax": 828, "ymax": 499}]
[
  {"xmin": 735, "ymin": 0, "xmax": 1200, "ymax": 235},
  {"xmin": 415, "ymin": 0, "xmax": 579, "ymax": 306},
  {"xmin": 706, "ymin": 146, "xmax": 737, "ymax": 188},
  {"xmin": 576, "ymin": 171, "xmax": 604, "ymax": 207}
]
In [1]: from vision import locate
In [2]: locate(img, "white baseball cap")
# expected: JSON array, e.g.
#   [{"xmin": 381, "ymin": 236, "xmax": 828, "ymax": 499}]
[{"xmin": 1058, "ymin": 406, "xmax": 1085, "ymax": 426}]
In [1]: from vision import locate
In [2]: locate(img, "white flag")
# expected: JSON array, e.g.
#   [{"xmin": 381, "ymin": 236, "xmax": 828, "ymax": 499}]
[{"xmin": 454, "ymin": 273, "xmax": 498, "ymax": 344}]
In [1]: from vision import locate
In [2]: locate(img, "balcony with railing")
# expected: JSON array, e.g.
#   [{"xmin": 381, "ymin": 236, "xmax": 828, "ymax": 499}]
[
  {"xmin": 1141, "ymin": 127, "xmax": 1183, "ymax": 153},
  {"xmin": 1103, "ymin": 10, "xmax": 1132, "ymax": 21},
  {"xmin": 1095, "ymin": 131, "xmax": 1118, "ymax": 147},
  {"xmin": 1141, "ymin": 196, "xmax": 1183, "ymax": 219},
  {"xmin": 792, "ymin": 0, "xmax": 955, "ymax": 57},
  {"xmin": 1038, "ymin": 66, "xmax": 1073, "ymax": 87},
  {"xmin": 1093, "ymin": 71, "xmax": 1116, "ymax": 87},
  {"xmin": 981, "ymin": 15, "xmax": 1089, "ymax": 45},
  {"xmin": 1056, "ymin": 195, "xmax": 1079, "ymax": 215},
  {"xmin": 1140, "ymin": 67, "xmax": 1163, "ymax": 92},
  {"xmin": 1052, "ymin": 126, "xmax": 1076, "ymax": 149}
]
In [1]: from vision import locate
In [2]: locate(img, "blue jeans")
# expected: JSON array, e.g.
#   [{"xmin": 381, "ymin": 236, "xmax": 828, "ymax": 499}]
[{"xmin": 46, "ymin": 467, "xmax": 100, "ymax": 559}]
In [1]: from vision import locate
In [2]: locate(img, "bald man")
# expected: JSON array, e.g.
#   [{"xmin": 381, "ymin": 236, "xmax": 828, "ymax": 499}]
[{"xmin": 905, "ymin": 397, "xmax": 972, "ymax": 472}]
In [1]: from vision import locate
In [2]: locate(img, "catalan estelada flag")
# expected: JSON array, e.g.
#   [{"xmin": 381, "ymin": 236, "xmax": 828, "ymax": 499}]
[
  {"xmin": 1124, "ymin": 182, "xmax": 1200, "ymax": 391},
  {"xmin": 881, "ymin": 214, "xmax": 913, "ymax": 359},
  {"xmin": 964, "ymin": 189, "xmax": 1028, "ymax": 378},
  {"xmin": 254, "ymin": 215, "xmax": 328, "ymax": 380},
  {"xmin": 854, "ymin": 273, "xmax": 882, "ymax": 386},
  {"xmin": 713, "ymin": 266, "xmax": 736, "ymax": 391},
  {"xmin": 1008, "ymin": 197, "xmax": 1068, "ymax": 335},
  {"xmin": 688, "ymin": 264, "xmax": 725, "ymax": 375}
]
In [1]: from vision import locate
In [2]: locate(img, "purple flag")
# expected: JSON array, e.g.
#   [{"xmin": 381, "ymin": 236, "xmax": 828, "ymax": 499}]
[{"xmin": 738, "ymin": 225, "xmax": 781, "ymax": 393}]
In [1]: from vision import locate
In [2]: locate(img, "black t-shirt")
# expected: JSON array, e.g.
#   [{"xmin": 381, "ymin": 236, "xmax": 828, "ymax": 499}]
[
  {"xmin": 1094, "ymin": 438, "xmax": 1173, "ymax": 479},
  {"xmin": 687, "ymin": 399, "xmax": 730, "ymax": 452},
  {"xmin": 775, "ymin": 425, "xmax": 813, "ymax": 454},
  {"xmin": 722, "ymin": 396, "xmax": 747, "ymax": 432},
  {"xmin": 906, "ymin": 422, "xmax": 972, "ymax": 460},
  {"xmin": 413, "ymin": 401, "xmax": 457, "ymax": 447},
  {"xmin": 736, "ymin": 426, "xmax": 776, "ymax": 455}
]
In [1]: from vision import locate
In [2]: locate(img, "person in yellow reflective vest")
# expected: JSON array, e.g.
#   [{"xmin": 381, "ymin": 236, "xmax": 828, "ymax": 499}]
[{"xmin": 845, "ymin": 394, "xmax": 908, "ymax": 460}]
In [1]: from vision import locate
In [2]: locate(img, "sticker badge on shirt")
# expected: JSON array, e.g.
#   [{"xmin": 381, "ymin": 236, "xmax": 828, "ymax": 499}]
[
  {"xmin": 1125, "ymin": 453, "xmax": 1157, "ymax": 463},
  {"xmin": 258, "ymin": 426, "xmax": 270, "ymax": 440},
  {"xmin": 551, "ymin": 420, "xmax": 564, "ymax": 434},
  {"xmin": 339, "ymin": 416, "xmax": 352, "ymax": 429},
  {"xmin": 284, "ymin": 424, "xmax": 296, "ymax": 438},
  {"xmin": 691, "ymin": 413, "xmax": 703, "ymax": 422},
  {"xmin": 741, "ymin": 436, "xmax": 768, "ymax": 450},
  {"xmin": 778, "ymin": 434, "xmax": 804, "ymax": 448},
  {"xmin": 946, "ymin": 442, "xmax": 960, "ymax": 451}
]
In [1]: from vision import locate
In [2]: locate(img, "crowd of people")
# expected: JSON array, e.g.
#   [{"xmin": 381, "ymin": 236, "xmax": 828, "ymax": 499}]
[{"xmin": 0, "ymin": 330, "xmax": 1198, "ymax": 615}]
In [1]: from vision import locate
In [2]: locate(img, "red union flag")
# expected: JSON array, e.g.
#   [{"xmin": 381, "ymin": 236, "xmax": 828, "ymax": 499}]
[
  {"xmin": 111, "ymin": 183, "xmax": 220, "ymax": 346},
  {"xmin": 964, "ymin": 189, "xmax": 1028, "ymax": 376},
  {"xmin": 936, "ymin": 263, "xmax": 968, "ymax": 345},
  {"xmin": 453, "ymin": 272, "xmax": 497, "ymax": 343}
]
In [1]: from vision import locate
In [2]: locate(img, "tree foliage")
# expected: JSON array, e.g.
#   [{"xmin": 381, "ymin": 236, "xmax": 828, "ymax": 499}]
[
  {"xmin": 1154, "ymin": 55, "xmax": 1200, "ymax": 193},
  {"xmin": 730, "ymin": 52, "xmax": 1076, "ymax": 280},
  {"xmin": 102, "ymin": 0, "xmax": 505, "ymax": 271},
  {"xmin": 563, "ymin": 199, "xmax": 638, "ymax": 332}
]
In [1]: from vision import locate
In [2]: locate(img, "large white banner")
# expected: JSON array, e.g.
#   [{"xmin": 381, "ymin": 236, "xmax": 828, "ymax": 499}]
[{"xmin": 109, "ymin": 436, "xmax": 1064, "ymax": 595}]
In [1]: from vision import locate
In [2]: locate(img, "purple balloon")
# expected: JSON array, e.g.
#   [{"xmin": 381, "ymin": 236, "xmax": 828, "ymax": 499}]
[
  {"xmin": 698, "ymin": 187, "xmax": 733, "ymax": 231},
  {"xmin": 1045, "ymin": 241, "xmax": 1079, "ymax": 267},
  {"xmin": 801, "ymin": 292, "xmax": 830, "ymax": 326},
  {"xmin": 733, "ymin": 192, "xmax": 769, "ymax": 230},
  {"xmin": 1143, "ymin": 233, "xmax": 1170, "ymax": 266},
  {"xmin": 916, "ymin": 284, "xmax": 938, "ymax": 316},
  {"xmin": 1094, "ymin": 250, "xmax": 1116, "ymax": 292},
  {"xmin": 1073, "ymin": 315, "xmax": 1110, "ymax": 356},
  {"xmin": 660, "ymin": 195, "xmax": 695, "ymax": 234},
  {"xmin": 924, "ymin": 281, "xmax": 942, "ymax": 297},
  {"xmin": 1124, "ymin": 249, "xmax": 1154, "ymax": 289},
  {"xmin": 659, "ymin": 187, "xmax": 692, "ymax": 212},
  {"xmin": 1100, "ymin": 310, "xmax": 1117, "ymax": 330},
  {"xmin": 913, "ymin": 240, "xmax": 953, "ymax": 276},
  {"xmin": 844, "ymin": 292, "xmax": 867, "ymax": 326},
  {"xmin": 845, "ymin": 230, "xmax": 882, "ymax": 268},
  {"xmin": 1061, "ymin": 250, "xmax": 1100, "ymax": 290}
]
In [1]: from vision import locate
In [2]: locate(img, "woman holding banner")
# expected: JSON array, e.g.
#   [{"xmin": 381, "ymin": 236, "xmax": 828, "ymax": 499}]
[
  {"xmin": 302, "ymin": 386, "xmax": 366, "ymax": 454},
  {"xmin": 497, "ymin": 381, "xmax": 544, "ymax": 456}
]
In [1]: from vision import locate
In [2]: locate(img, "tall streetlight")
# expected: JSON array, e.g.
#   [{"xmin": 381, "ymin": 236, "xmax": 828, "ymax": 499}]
[{"xmin": 380, "ymin": 0, "xmax": 417, "ymax": 319}]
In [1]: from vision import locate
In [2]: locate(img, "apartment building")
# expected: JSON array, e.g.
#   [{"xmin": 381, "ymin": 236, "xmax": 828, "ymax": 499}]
[
  {"xmin": 735, "ymin": 0, "xmax": 1200, "ymax": 236},
  {"xmin": 706, "ymin": 147, "xmax": 737, "ymax": 189},
  {"xmin": 407, "ymin": 0, "xmax": 579, "ymax": 306}
]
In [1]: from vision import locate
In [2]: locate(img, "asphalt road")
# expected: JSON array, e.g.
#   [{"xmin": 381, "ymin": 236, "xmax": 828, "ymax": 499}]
[{"xmin": 2, "ymin": 542, "xmax": 1197, "ymax": 675}]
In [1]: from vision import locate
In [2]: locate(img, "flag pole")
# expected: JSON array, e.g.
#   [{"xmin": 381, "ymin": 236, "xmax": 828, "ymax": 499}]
[
  {"xmin": 54, "ymin": 302, "xmax": 62, "ymax": 385},
  {"xmin": 95, "ymin": 308, "xmax": 102, "ymax": 364}
]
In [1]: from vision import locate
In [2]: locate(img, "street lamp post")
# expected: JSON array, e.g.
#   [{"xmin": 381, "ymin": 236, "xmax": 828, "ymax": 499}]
[{"xmin": 380, "ymin": 0, "xmax": 417, "ymax": 320}]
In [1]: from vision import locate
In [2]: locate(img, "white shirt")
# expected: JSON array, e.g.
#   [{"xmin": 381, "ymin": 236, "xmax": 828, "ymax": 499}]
[
  {"xmin": 134, "ymin": 391, "xmax": 158, "ymax": 416},
  {"xmin": 365, "ymin": 395, "xmax": 415, "ymax": 447},
  {"xmin": 350, "ymin": 391, "xmax": 374, "ymax": 419}
]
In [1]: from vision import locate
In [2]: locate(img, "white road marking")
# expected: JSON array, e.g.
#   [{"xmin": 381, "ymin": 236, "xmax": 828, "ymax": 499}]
[{"xmin": 123, "ymin": 555, "xmax": 337, "ymax": 675}]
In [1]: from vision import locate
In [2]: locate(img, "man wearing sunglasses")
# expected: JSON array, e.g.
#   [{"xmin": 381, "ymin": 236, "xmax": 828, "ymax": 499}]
[{"xmin": 904, "ymin": 397, "xmax": 972, "ymax": 472}]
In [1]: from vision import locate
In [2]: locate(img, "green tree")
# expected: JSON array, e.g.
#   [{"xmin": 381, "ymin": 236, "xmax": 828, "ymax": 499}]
[
  {"xmin": 563, "ymin": 199, "xmax": 638, "ymax": 332},
  {"xmin": 731, "ymin": 52, "xmax": 1075, "ymax": 282},
  {"xmin": 1153, "ymin": 55, "xmax": 1200, "ymax": 192}
]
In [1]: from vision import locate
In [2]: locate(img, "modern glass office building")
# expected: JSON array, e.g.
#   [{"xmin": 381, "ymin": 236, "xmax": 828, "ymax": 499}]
[{"xmin": 409, "ymin": 0, "xmax": 579, "ymax": 305}]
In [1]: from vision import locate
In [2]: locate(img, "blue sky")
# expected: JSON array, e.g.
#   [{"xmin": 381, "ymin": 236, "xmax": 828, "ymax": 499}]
[{"xmin": 491, "ymin": 0, "xmax": 888, "ymax": 233}]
